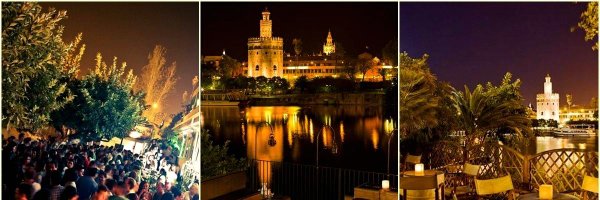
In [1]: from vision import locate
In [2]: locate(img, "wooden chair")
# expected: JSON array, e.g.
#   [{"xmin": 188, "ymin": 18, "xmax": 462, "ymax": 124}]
[
  {"xmin": 449, "ymin": 163, "xmax": 481, "ymax": 198},
  {"xmin": 474, "ymin": 175, "xmax": 515, "ymax": 200},
  {"xmin": 581, "ymin": 175, "xmax": 598, "ymax": 200},
  {"xmin": 402, "ymin": 154, "xmax": 422, "ymax": 171},
  {"xmin": 400, "ymin": 174, "xmax": 445, "ymax": 200}
]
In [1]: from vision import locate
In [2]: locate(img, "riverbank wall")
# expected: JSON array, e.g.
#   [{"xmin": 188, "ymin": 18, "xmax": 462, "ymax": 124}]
[{"xmin": 249, "ymin": 92, "xmax": 385, "ymax": 106}]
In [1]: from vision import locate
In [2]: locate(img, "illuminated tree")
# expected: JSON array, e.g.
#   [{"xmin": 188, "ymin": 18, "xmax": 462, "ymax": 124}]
[
  {"xmin": 357, "ymin": 52, "xmax": 374, "ymax": 82},
  {"xmin": 2, "ymin": 2, "xmax": 85, "ymax": 132},
  {"xmin": 400, "ymin": 52, "xmax": 439, "ymax": 139},
  {"xmin": 72, "ymin": 54, "xmax": 145, "ymax": 141},
  {"xmin": 573, "ymin": 2, "xmax": 598, "ymax": 50},
  {"xmin": 137, "ymin": 45, "xmax": 178, "ymax": 124}
]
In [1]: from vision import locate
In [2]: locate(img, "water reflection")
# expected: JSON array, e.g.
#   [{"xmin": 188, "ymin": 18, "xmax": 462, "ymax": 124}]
[
  {"xmin": 529, "ymin": 136, "xmax": 598, "ymax": 154},
  {"xmin": 201, "ymin": 105, "xmax": 398, "ymax": 173}
]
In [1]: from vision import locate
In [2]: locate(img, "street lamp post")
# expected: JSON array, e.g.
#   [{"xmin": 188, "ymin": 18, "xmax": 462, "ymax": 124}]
[
  {"xmin": 252, "ymin": 121, "xmax": 276, "ymax": 197},
  {"xmin": 315, "ymin": 124, "xmax": 337, "ymax": 200},
  {"xmin": 387, "ymin": 129, "xmax": 398, "ymax": 176}
]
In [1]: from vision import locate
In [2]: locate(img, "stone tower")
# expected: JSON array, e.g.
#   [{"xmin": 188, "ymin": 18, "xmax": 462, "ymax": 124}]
[
  {"xmin": 323, "ymin": 30, "xmax": 336, "ymax": 55},
  {"xmin": 536, "ymin": 74, "xmax": 560, "ymax": 122},
  {"xmin": 247, "ymin": 7, "xmax": 283, "ymax": 78}
]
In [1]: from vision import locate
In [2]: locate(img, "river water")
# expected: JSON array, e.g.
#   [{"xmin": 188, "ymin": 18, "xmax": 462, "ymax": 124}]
[
  {"xmin": 523, "ymin": 136, "xmax": 598, "ymax": 155},
  {"xmin": 201, "ymin": 105, "xmax": 398, "ymax": 173}
]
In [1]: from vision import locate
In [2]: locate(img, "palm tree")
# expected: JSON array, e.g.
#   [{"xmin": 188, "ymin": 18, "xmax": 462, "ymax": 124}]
[
  {"xmin": 399, "ymin": 52, "xmax": 440, "ymax": 139},
  {"xmin": 400, "ymin": 68, "xmax": 439, "ymax": 138},
  {"xmin": 451, "ymin": 77, "xmax": 531, "ymax": 161}
]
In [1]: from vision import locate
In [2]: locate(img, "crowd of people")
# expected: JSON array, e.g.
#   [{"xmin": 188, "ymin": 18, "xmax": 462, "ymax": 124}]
[{"xmin": 2, "ymin": 134, "xmax": 199, "ymax": 200}]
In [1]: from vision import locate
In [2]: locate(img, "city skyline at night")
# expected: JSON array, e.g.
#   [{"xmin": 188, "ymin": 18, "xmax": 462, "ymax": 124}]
[{"xmin": 201, "ymin": 2, "xmax": 397, "ymax": 61}]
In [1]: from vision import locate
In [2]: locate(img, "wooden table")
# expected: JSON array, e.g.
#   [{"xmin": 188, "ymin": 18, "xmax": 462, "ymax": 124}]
[
  {"xmin": 402, "ymin": 170, "xmax": 444, "ymax": 177},
  {"xmin": 400, "ymin": 170, "xmax": 446, "ymax": 199},
  {"xmin": 517, "ymin": 193, "xmax": 580, "ymax": 200}
]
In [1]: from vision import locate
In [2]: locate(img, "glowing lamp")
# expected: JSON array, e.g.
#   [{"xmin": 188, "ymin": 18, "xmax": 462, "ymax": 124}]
[
  {"xmin": 539, "ymin": 184, "xmax": 553, "ymax": 199},
  {"xmin": 381, "ymin": 180, "xmax": 390, "ymax": 190},
  {"xmin": 129, "ymin": 131, "xmax": 142, "ymax": 139},
  {"xmin": 415, "ymin": 163, "xmax": 425, "ymax": 176}
]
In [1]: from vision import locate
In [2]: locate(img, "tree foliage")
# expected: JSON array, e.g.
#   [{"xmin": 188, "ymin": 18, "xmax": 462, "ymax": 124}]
[
  {"xmin": 2, "ymin": 2, "xmax": 85, "ymax": 132},
  {"xmin": 357, "ymin": 52, "xmax": 374, "ymax": 82},
  {"xmin": 575, "ymin": 2, "xmax": 598, "ymax": 50},
  {"xmin": 452, "ymin": 73, "xmax": 532, "ymax": 145},
  {"xmin": 399, "ymin": 52, "xmax": 440, "ymax": 139},
  {"xmin": 137, "ymin": 45, "xmax": 178, "ymax": 124},
  {"xmin": 201, "ymin": 130, "xmax": 246, "ymax": 179},
  {"xmin": 219, "ymin": 55, "xmax": 241, "ymax": 79},
  {"xmin": 71, "ymin": 54, "xmax": 146, "ymax": 141}
]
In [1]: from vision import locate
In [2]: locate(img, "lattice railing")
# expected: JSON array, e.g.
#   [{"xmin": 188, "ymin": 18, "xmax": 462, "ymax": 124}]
[
  {"xmin": 466, "ymin": 142, "xmax": 528, "ymax": 192},
  {"xmin": 429, "ymin": 140, "xmax": 598, "ymax": 198},
  {"xmin": 530, "ymin": 149, "xmax": 598, "ymax": 199},
  {"xmin": 429, "ymin": 141, "xmax": 464, "ymax": 170}
]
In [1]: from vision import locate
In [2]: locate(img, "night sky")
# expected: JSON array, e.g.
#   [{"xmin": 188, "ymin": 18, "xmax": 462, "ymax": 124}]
[
  {"xmin": 41, "ymin": 2, "xmax": 199, "ymax": 115},
  {"xmin": 201, "ymin": 2, "xmax": 398, "ymax": 61},
  {"xmin": 401, "ymin": 2, "xmax": 598, "ymax": 107}
]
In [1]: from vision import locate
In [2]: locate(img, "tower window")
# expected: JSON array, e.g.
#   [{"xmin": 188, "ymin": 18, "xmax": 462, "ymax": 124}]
[
  {"xmin": 265, "ymin": 52, "xmax": 268, "ymax": 55},
  {"xmin": 257, "ymin": 52, "xmax": 259, "ymax": 55},
  {"xmin": 255, "ymin": 65, "xmax": 259, "ymax": 71},
  {"xmin": 273, "ymin": 65, "xmax": 277, "ymax": 70},
  {"xmin": 541, "ymin": 112, "xmax": 544, "ymax": 115}
]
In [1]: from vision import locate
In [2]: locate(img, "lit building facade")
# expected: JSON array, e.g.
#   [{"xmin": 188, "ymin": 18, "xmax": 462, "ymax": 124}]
[
  {"xmin": 559, "ymin": 105, "xmax": 597, "ymax": 124},
  {"xmin": 247, "ymin": 8, "xmax": 284, "ymax": 78},
  {"xmin": 536, "ymin": 74, "xmax": 560, "ymax": 122}
]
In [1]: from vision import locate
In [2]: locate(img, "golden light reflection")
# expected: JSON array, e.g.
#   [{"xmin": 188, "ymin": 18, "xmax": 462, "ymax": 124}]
[
  {"xmin": 371, "ymin": 129, "xmax": 379, "ymax": 150},
  {"xmin": 340, "ymin": 122, "xmax": 345, "ymax": 142},
  {"xmin": 310, "ymin": 119, "xmax": 314, "ymax": 143}
]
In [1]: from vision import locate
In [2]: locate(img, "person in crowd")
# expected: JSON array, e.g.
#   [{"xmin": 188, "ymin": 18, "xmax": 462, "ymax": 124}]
[
  {"xmin": 3, "ymin": 136, "xmax": 194, "ymax": 200},
  {"xmin": 61, "ymin": 186, "xmax": 78, "ymax": 200},
  {"xmin": 92, "ymin": 185, "xmax": 110, "ymax": 200},
  {"xmin": 137, "ymin": 181, "xmax": 152, "ymax": 200},
  {"xmin": 108, "ymin": 181, "xmax": 128, "ymax": 200},
  {"xmin": 97, "ymin": 171, "xmax": 107, "ymax": 186},
  {"xmin": 182, "ymin": 183, "xmax": 198, "ymax": 200},
  {"xmin": 23, "ymin": 168, "xmax": 42, "ymax": 197},
  {"xmin": 159, "ymin": 192, "xmax": 174, "ymax": 200},
  {"xmin": 125, "ymin": 177, "xmax": 139, "ymax": 200},
  {"xmin": 152, "ymin": 182, "xmax": 165, "ymax": 200},
  {"xmin": 49, "ymin": 171, "xmax": 65, "ymax": 200},
  {"xmin": 63, "ymin": 169, "xmax": 78, "ymax": 189},
  {"xmin": 32, "ymin": 188, "xmax": 50, "ymax": 200},
  {"xmin": 15, "ymin": 183, "xmax": 33, "ymax": 200},
  {"xmin": 171, "ymin": 187, "xmax": 183, "ymax": 200},
  {"xmin": 76, "ymin": 167, "xmax": 99, "ymax": 200}
]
